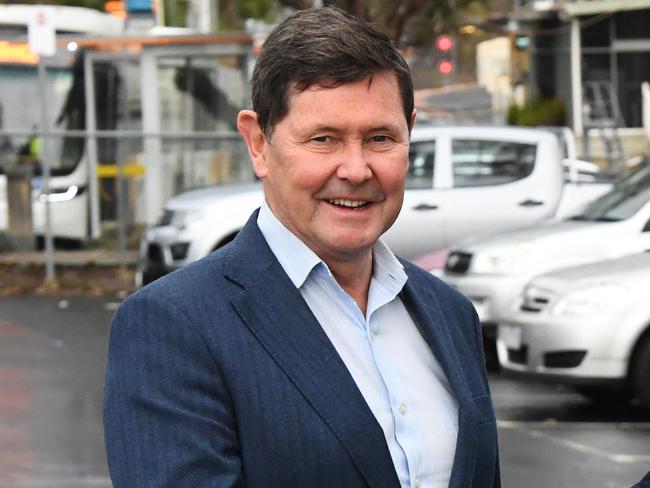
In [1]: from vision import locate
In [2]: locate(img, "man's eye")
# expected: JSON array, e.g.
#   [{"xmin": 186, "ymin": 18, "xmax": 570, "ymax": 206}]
[
  {"xmin": 371, "ymin": 135, "xmax": 390, "ymax": 143},
  {"xmin": 312, "ymin": 136, "xmax": 330, "ymax": 143}
]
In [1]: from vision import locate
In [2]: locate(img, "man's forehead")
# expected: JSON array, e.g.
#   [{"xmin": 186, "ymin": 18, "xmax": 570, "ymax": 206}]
[{"xmin": 287, "ymin": 72, "xmax": 400, "ymax": 101}]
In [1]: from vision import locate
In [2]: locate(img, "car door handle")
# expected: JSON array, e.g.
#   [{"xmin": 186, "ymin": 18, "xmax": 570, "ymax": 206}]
[
  {"xmin": 518, "ymin": 199, "xmax": 544, "ymax": 207},
  {"xmin": 413, "ymin": 203, "xmax": 439, "ymax": 211}
]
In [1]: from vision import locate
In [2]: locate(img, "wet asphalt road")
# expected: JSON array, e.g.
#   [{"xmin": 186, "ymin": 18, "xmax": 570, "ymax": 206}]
[{"xmin": 0, "ymin": 294, "xmax": 649, "ymax": 488}]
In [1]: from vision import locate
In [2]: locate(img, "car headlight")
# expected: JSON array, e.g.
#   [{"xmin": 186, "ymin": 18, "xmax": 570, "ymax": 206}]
[
  {"xmin": 471, "ymin": 242, "xmax": 534, "ymax": 274},
  {"xmin": 159, "ymin": 209, "xmax": 206, "ymax": 230},
  {"xmin": 551, "ymin": 283, "xmax": 628, "ymax": 316}
]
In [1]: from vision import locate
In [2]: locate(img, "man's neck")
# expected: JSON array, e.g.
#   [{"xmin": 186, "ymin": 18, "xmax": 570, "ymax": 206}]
[{"xmin": 326, "ymin": 252, "xmax": 374, "ymax": 315}]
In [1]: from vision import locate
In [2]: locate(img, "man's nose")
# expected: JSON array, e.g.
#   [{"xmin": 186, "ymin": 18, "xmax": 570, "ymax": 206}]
[{"xmin": 336, "ymin": 143, "xmax": 372, "ymax": 184}]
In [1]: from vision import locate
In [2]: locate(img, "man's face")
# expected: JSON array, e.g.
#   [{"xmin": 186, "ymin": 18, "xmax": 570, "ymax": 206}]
[{"xmin": 252, "ymin": 71, "xmax": 413, "ymax": 265}]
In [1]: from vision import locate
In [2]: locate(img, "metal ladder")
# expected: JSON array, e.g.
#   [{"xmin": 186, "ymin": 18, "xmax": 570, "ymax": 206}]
[{"xmin": 582, "ymin": 80, "xmax": 625, "ymax": 169}]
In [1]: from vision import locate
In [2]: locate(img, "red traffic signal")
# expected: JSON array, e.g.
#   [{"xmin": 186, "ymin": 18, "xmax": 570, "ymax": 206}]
[
  {"xmin": 437, "ymin": 60, "xmax": 454, "ymax": 75},
  {"xmin": 435, "ymin": 35, "xmax": 454, "ymax": 52},
  {"xmin": 434, "ymin": 34, "xmax": 456, "ymax": 77}
]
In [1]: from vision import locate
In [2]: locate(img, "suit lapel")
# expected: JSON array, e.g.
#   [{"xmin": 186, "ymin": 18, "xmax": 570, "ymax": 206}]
[
  {"xmin": 224, "ymin": 215, "xmax": 401, "ymax": 488},
  {"xmin": 400, "ymin": 273, "xmax": 479, "ymax": 488}
]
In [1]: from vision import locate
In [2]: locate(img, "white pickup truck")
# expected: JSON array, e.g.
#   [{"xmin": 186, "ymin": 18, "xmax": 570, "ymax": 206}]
[{"xmin": 136, "ymin": 125, "xmax": 612, "ymax": 286}]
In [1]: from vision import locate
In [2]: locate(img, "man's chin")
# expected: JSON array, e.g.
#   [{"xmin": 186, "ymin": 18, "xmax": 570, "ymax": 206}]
[{"xmin": 319, "ymin": 235, "xmax": 378, "ymax": 259}]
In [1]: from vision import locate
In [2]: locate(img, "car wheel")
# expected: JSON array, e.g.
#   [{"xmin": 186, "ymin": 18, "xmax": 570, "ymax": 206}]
[{"xmin": 633, "ymin": 335, "xmax": 650, "ymax": 413}]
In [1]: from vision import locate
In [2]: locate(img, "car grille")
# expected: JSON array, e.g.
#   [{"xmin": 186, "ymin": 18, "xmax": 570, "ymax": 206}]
[
  {"xmin": 147, "ymin": 243, "xmax": 164, "ymax": 264},
  {"xmin": 156, "ymin": 209, "xmax": 174, "ymax": 227},
  {"xmin": 444, "ymin": 252, "xmax": 472, "ymax": 274},
  {"xmin": 543, "ymin": 350, "xmax": 587, "ymax": 368}
]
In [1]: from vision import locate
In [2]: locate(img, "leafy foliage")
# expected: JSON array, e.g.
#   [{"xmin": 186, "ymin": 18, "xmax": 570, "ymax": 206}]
[
  {"xmin": 507, "ymin": 98, "xmax": 566, "ymax": 127},
  {"xmin": 26, "ymin": 0, "xmax": 489, "ymax": 45},
  {"xmin": 221, "ymin": 0, "xmax": 488, "ymax": 44}
]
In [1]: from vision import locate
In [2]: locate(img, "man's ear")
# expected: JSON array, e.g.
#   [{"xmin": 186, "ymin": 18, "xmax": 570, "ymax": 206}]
[
  {"xmin": 237, "ymin": 110, "xmax": 268, "ymax": 178},
  {"xmin": 409, "ymin": 109, "xmax": 417, "ymax": 132}
]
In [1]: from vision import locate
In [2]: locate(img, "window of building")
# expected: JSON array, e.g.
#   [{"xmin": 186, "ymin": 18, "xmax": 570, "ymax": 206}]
[
  {"xmin": 581, "ymin": 15, "xmax": 611, "ymax": 48},
  {"xmin": 615, "ymin": 9, "xmax": 650, "ymax": 40}
]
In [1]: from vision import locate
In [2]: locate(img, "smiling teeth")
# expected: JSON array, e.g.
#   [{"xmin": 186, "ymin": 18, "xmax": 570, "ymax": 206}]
[{"xmin": 329, "ymin": 199, "xmax": 367, "ymax": 208}]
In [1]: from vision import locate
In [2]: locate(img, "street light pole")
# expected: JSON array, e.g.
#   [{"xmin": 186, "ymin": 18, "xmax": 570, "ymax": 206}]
[{"xmin": 37, "ymin": 59, "xmax": 55, "ymax": 285}]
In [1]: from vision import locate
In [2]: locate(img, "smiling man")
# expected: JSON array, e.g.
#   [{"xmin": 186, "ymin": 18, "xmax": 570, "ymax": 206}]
[{"xmin": 104, "ymin": 7, "xmax": 500, "ymax": 488}]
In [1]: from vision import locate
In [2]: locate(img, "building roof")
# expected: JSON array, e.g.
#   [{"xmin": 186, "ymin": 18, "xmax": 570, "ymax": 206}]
[{"xmin": 563, "ymin": 0, "xmax": 650, "ymax": 17}]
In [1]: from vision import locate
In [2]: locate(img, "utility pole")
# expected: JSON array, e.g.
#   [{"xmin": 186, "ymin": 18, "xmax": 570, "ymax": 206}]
[{"xmin": 188, "ymin": 0, "xmax": 218, "ymax": 32}]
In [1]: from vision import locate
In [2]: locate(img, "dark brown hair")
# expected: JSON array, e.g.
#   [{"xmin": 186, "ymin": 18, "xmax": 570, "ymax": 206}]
[{"xmin": 251, "ymin": 7, "xmax": 414, "ymax": 138}]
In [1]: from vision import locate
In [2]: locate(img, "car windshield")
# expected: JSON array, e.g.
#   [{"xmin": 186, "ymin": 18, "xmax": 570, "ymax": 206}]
[{"xmin": 569, "ymin": 164, "xmax": 650, "ymax": 222}]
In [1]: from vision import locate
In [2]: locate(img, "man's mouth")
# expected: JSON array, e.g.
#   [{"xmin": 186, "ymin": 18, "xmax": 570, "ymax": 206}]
[{"xmin": 327, "ymin": 199, "xmax": 369, "ymax": 209}]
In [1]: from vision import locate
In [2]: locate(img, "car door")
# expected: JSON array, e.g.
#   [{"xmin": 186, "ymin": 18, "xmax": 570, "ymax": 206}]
[
  {"xmin": 442, "ymin": 135, "xmax": 563, "ymax": 247},
  {"xmin": 383, "ymin": 136, "xmax": 447, "ymax": 258}
]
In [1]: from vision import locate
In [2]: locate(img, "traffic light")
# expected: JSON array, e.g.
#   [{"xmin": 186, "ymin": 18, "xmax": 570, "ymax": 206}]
[{"xmin": 434, "ymin": 34, "xmax": 456, "ymax": 77}]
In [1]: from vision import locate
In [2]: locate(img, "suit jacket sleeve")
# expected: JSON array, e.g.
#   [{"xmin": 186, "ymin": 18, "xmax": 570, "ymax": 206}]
[
  {"xmin": 471, "ymin": 307, "xmax": 501, "ymax": 488},
  {"xmin": 631, "ymin": 471, "xmax": 650, "ymax": 488},
  {"xmin": 103, "ymin": 289, "xmax": 244, "ymax": 488},
  {"xmin": 470, "ymin": 301, "xmax": 502, "ymax": 488}
]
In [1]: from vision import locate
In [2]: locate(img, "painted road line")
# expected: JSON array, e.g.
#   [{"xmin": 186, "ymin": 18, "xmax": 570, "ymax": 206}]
[{"xmin": 498, "ymin": 420, "xmax": 650, "ymax": 429}]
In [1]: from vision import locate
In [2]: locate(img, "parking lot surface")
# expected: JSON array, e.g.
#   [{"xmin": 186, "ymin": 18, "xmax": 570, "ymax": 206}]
[{"xmin": 0, "ymin": 294, "xmax": 648, "ymax": 487}]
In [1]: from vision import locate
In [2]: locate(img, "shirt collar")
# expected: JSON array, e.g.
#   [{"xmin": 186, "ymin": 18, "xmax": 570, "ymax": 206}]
[
  {"xmin": 257, "ymin": 201, "xmax": 322, "ymax": 288},
  {"xmin": 257, "ymin": 201, "xmax": 407, "ymax": 293}
]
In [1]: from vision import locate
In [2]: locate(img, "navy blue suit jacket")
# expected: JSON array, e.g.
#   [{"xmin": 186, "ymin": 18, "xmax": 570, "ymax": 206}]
[{"xmin": 104, "ymin": 212, "xmax": 500, "ymax": 487}]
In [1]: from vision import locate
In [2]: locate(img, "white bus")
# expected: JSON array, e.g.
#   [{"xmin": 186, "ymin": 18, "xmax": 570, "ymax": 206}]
[{"xmin": 0, "ymin": 5, "xmax": 124, "ymax": 242}]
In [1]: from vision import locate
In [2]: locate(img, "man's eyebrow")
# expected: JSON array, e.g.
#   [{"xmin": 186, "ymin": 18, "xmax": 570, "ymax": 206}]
[
  {"xmin": 300, "ymin": 123, "xmax": 404, "ymax": 135},
  {"xmin": 367, "ymin": 124, "xmax": 402, "ymax": 133},
  {"xmin": 306, "ymin": 125, "xmax": 341, "ymax": 134}
]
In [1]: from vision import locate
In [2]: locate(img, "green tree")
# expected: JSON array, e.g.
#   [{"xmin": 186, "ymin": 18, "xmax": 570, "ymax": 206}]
[
  {"xmin": 280, "ymin": 0, "xmax": 488, "ymax": 44},
  {"xmin": 216, "ymin": 0, "xmax": 488, "ymax": 44},
  {"xmin": 220, "ymin": 0, "xmax": 281, "ymax": 30},
  {"xmin": 21, "ymin": 0, "xmax": 489, "ymax": 45}
]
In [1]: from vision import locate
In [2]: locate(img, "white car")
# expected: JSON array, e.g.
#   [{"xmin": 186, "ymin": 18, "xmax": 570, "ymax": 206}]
[
  {"xmin": 497, "ymin": 252, "xmax": 650, "ymax": 411},
  {"xmin": 137, "ymin": 125, "xmax": 610, "ymax": 286},
  {"xmin": 442, "ymin": 163, "xmax": 650, "ymax": 346}
]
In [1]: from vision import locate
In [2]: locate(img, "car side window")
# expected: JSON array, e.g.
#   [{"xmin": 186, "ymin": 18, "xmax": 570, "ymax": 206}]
[
  {"xmin": 407, "ymin": 141, "xmax": 435, "ymax": 189},
  {"xmin": 451, "ymin": 139, "xmax": 536, "ymax": 188}
]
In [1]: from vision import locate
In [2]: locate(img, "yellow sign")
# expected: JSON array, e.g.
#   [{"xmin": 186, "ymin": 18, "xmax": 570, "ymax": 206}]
[
  {"xmin": 0, "ymin": 41, "xmax": 39, "ymax": 65},
  {"xmin": 96, "ymin": 163, "xmax": 146, "ymax": 178}
]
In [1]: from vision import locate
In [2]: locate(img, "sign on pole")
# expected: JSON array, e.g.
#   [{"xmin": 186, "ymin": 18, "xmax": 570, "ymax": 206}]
[{"xmin": 28, "ymin": 7, "xmax": 56, "ymax": 57}]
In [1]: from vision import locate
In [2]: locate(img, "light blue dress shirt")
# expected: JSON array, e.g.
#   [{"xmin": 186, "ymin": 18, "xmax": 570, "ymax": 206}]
[{"xmin": 258, "ymin": 202, "xmax": 459, "ymax": 488}]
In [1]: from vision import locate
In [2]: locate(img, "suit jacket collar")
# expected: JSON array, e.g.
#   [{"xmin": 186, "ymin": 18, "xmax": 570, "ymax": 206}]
[{"xmin": 224, "ymin": 211, "xmax": 480, "ymax": 488}]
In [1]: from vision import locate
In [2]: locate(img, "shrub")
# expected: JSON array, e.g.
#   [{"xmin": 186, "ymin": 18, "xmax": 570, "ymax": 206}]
[{"xmin": 507, "ymin": 98, "xmax": 566, "ymax": 126}]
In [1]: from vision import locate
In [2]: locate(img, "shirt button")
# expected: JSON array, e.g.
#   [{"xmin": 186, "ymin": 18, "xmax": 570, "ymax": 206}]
[
  {"xmin": 399, "ymin": 403, "xmax": 407, "ymax": 415},
  {"xmin": 415, "ymin": 477, "xmax": 420, "ymax": 488}
]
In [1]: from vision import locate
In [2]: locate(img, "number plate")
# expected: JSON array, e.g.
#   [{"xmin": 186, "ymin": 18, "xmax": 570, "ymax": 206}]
[{"xmin": 499, "ymin": 325, "xmax": 522, "ymax": 349}]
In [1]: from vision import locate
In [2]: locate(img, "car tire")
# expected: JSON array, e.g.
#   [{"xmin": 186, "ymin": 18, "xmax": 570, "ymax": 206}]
[{"xmin": 633, "ymin": 335, "xmax": 650, "ymax": 413}]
